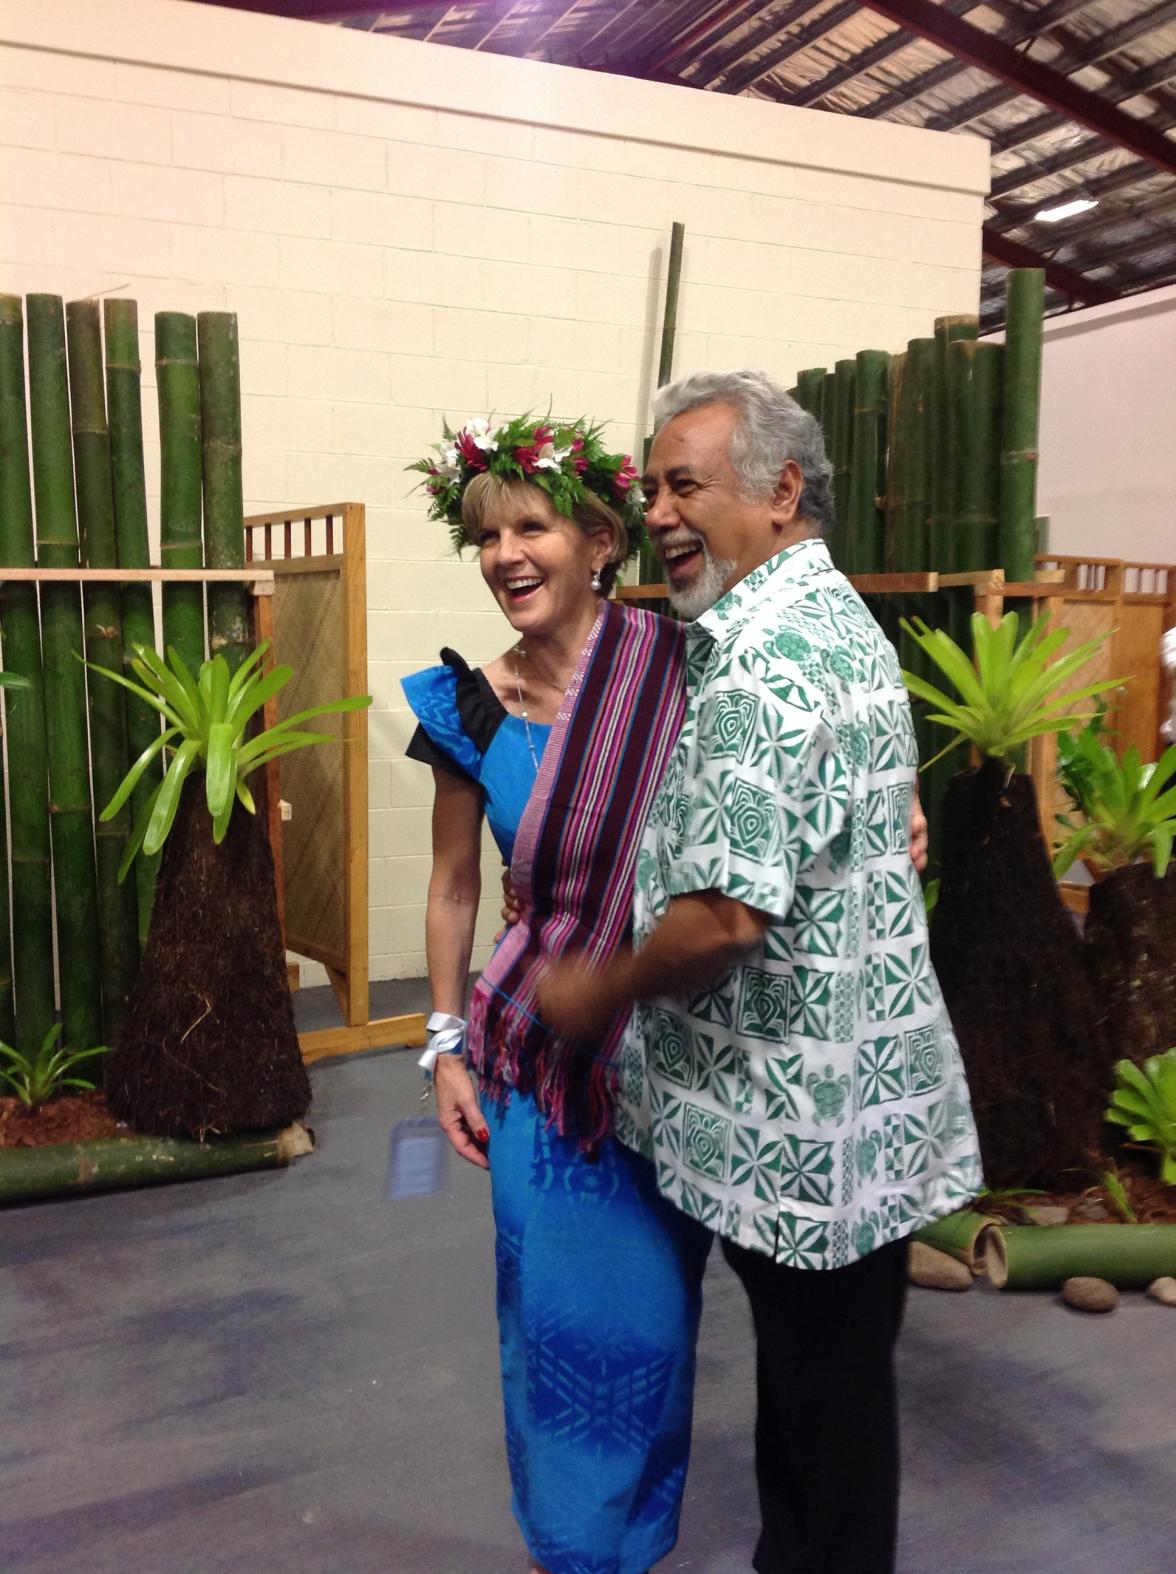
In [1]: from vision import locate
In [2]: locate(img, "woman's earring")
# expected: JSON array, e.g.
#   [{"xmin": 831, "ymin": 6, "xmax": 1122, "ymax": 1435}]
[{"xmin": 590, "ymin": 569, "xmax": 603, "ymax": 592}]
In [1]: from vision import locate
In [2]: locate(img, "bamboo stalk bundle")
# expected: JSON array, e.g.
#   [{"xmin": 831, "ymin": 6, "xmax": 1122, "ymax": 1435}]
[
  {"xmin": 0, "ymin": 1122, "xmax": 314, "ymax": 1205},
  {"xmin": 156, "ymin": 312, "xmax": 204, "ymax": 672},
  {"xmin": 847, "ymin": 349, "xmax": 890, "ymax": 574},
  {"xmin": 0, "ymin": 298, "xmax": 55, "ymax": 1053},
  {"xmin": 949, "ymin": 338, "xmax": 1003, "ymax": 573},
  {"xmin": 998, "ymin": 268, "xmax": 1045, "ymax": 584},
  {"xmin": 25, "ymin": 295, "xmax": 103, "ymax": 1052},
  {"xmin": 929, "ymin": 315, "xmax": 978, "ymax": 570},
  {"xmin": 104, "ymin": 299, "xmax": 161, "ymax": 947},
  {"xmin": 66, "ymin": 300, "xmax": 140, "ymax": 1042},
  {"xmin": 985, "ymin": 1222, "xmax": 1176, "ymax": 1290},
  {"xmin": 197, "ymin": 312, "xmax": 250, "ymax": 675},
  {"xmin": 829, "ymin": 359, "xmax": 856, "ymax": 571}
]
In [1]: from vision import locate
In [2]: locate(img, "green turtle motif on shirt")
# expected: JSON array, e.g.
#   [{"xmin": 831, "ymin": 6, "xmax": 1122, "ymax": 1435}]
[{"xmin": 807, "ymin": 1065, "xmax": 852, "ymax": 1124}]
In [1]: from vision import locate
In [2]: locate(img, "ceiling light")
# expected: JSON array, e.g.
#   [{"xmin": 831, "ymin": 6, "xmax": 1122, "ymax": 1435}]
[{"xmin": 1033, "ymin": 198, "xmax": 1098, "ymax": 223}]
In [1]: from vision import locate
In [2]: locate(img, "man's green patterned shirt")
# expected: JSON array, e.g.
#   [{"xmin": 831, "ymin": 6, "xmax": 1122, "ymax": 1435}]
[{"xmin": 615, "ymin": 537, "xmax": 983, "ymax": 1267}]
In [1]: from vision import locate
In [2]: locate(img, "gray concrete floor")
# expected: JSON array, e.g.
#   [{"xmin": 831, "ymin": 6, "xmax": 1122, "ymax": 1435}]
[{"xmin": 2, "ymin": 980, "xmax": 1173, "ymax": 1573}]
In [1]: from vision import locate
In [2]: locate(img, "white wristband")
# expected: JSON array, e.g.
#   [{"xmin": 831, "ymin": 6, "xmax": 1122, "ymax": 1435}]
[{"xmin": 418, "ymin": 1011, "xmax": 467, "ymax": 1075}]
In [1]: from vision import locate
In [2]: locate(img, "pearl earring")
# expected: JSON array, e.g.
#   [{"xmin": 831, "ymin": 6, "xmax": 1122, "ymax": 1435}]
[{"xmin": 590, "ymin": 569, "xmax": 603, "ymax": 591}]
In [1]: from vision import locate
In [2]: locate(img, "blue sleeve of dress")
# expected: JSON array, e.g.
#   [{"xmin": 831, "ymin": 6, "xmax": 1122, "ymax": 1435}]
[{"xmin": 401, "ymin": 665, "xmax": 482, "ymax": 781}]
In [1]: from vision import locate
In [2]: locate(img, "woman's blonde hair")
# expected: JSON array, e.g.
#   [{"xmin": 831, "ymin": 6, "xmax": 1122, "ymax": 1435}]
[{"xmin": 460, "ymin": 472, "xmax": 628, "ymax": 594}]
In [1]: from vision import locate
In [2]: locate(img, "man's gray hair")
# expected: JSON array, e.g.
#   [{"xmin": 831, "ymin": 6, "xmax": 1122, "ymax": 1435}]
[{"xmin": 653, "ymin": 369, "xmax": 834, "ymax": 535}]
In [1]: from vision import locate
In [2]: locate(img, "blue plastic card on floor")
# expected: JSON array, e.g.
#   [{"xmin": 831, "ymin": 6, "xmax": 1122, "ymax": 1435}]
[{"xmin": 384, "ymin": 1116, "xmax": 447, "ymax": 1199}]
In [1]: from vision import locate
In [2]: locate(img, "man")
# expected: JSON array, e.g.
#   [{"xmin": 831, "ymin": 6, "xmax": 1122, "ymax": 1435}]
[{"xmin": 540, "ymin": 369, "xmax": 981, "ymax": 1574}]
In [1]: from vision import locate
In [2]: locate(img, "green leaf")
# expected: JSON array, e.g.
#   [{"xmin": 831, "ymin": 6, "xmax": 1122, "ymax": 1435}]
[
  {"xmin": 118, "ymin": 780, "xmax": 163, "ymax": 882},
  {"xmin": 143, "ymin": 738, "xmax": 201, "ymax": 857},
  {"xmin": 100, "ymin": 726, "xmax": 178, "ymax": 822},
  {"xmin": 226, "ymin": 664, "xmax": 293, "ymax": 736},
  {"xmin": 204, "ymin": 721, "xmax": 236, "ymax": 820},
  {"xmin": 238, "ymin": 732, "xmax": 335, "ymax": 777}
]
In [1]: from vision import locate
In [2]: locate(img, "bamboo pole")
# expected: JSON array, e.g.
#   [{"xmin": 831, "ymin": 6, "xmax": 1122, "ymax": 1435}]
[
  {"xmin": 656, "ymin": 220, "xmax": 685, "ymax": 390},
  {"xmin": 0, "ymin": 1122, "xmax": 314, "ymax": 1204},
  {"xmin": 66, "ymin": 300, "xmax": 140, "ymax": 1042},
  {"xmin": 796, "ymin": 367, "xmax": 826, "ymax": 419},
  {"xmin": 25, "ymin": 295, "xmax": 103, "ymax": 1051},
  {"xmin": 902, "ymin": 338, "xmax": 935, "ymax": 573},
  {"xmin": 156, "ymin": 312, "xmax": 204, "ymax": 671},
  {"xmin": 847, "ymin": 350, "xmax": 890, "ymax": 574},
  {"xmin": 104, "ymin": 299, "xmax": 161, "ymax": 947},
  {"xmin": 884, "ymin": 352, "xmax": 907, "ymax": 574},
  {"xmin": 985, "ymin": 1222, "xmax": 1176, "ymax": 1290},
  {"xmin": 830, "ymin": 359, "xmax": 855, "ymax": 572},
  {"xmin": 998, "ymin": 268, "xmax": 1045, "ymax": 585},
  {"xmin": 950, "ymin": 338, "xmax": 1003, "ymax": 575},
  {"xmin": 0, "ymin": 297, "xmax": 55, "ymax": 1053},
  {"xmin": 930, "ymin": 315, "xmax": 978, "ymax": 571},
  {"xmin": 198, "ymin": 312, "xmax": 250, "ymax": 674},
  {"xmin": 821, "ymin": 370, "xmax": 836, "ymax": 449}
]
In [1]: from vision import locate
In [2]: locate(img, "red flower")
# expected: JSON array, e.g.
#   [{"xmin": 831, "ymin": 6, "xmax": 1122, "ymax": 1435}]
[
  {"xmin": 570, "ymin": 437, "xmax": 588, "ymax": 475},
  {"xmin": 612, "ymin": 458, "xmax": 638, "ymax": 497},
  {"xmin": 515, "ymin": 443, "xmax": 541, "ymax": 473},
  {"xmin": 455, "ymin": 429, "xmax": 487, "ymax": 470},
  {"xmin": 532, "ymin": 424, "xmax": 554, "ymax": 446}
]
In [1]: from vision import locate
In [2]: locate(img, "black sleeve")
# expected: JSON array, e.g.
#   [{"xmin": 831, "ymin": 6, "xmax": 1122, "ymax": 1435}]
[
  {"xmin": 441, "ymin": 647, "xmax": 507, "ymax": 755},
  {"xmin": 405, "ymin": 723, "xmax": 478, "ymax": 785}
]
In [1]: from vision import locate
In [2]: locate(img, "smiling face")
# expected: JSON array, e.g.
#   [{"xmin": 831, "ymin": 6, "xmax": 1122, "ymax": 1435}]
[
  {"xmin": 475, "ymin": 483, "xmax": 611, "ymax": 639},
  {"xmin": 642, "ymin": 401, "xmax": 806, "ymax": 617}
]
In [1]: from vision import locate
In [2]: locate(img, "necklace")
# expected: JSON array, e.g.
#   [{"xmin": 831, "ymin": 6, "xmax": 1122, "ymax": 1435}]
[{"xmin": 512, "ymin": 644, "xmax": 567, "ymax": 771}]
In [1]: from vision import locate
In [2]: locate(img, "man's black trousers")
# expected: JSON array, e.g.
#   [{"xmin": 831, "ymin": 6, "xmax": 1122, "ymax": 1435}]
[{"xmin": 719, "ymin": 1234, "xmax": 910, "ymax": 1574}]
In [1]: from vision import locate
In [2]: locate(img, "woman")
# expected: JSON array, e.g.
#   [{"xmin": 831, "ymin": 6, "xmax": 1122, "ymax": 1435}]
[{"xmin": 403, "ymin": 415, "xmax": 712, "ymax": 1574}]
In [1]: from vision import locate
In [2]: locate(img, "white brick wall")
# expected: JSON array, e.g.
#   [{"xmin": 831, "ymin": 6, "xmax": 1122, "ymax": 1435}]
[{"xmin": 0, "ymin": 0, "xmax": 988, "ymax": 985}]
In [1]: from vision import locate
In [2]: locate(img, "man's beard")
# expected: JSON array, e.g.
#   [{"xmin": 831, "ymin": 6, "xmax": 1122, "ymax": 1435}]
[{"xmin": 662, "ymin": 536, "xmax": 736, "ymax": 620}]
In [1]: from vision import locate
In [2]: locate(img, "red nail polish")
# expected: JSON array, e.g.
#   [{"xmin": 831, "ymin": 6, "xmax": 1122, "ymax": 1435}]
[{"xmin": 479, "ymin": 1128, "xmax": 490, "ymax": 1143}]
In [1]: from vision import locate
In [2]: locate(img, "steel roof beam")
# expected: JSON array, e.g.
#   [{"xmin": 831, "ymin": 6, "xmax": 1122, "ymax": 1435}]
[
  {"xmin": 616, "ymin": 0, "xmax": 729, "ymax": 71},
  {"xmin": 688, "ymin": 0, "xmax": 823, "ymax": 88},
  {"xmin": 187, "ymin": 0, "xmax": 494, "ymax": 14},
  {"xmin": 645, "ymin": 0, "xmax": 765, "ymax": 76},
  {"xmin": 850, "ymin": 0, "xmax": 1176, "ymax": 125},
  {"xmin": 855, "ymin": 0, "xmax": 1176, "ymax": 178},
  {"xmin": 721, "ymin": 1, "xmax": 862, "ymax": 94},
  {"xmin": 981, "ymin": 227, "xmax": 1120, "ymax": 303},
  {"xmin": 989, "ymin": 161, "xmax": 1176, "ymax": 234},
  {"xmin": 786, "ymin": 0, "xmax": 1094, "ymax": 110}
]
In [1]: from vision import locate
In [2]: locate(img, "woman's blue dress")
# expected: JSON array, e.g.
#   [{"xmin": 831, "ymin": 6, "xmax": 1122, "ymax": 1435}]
[{"xmin": 403, "ymin": 651, "xmax": 711, "ymax": 1574}]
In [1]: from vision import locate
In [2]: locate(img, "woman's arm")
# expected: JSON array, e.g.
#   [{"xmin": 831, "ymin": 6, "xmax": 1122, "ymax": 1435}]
[{"xmin": 425, "ymin": 767, "xmax": 492, "ymax": 1169}]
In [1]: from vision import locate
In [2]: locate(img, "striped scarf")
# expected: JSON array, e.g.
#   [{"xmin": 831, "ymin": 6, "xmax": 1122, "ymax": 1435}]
[{"xmin": 466, "ymin": 598, "xmax": 686, "ymax": 1148}]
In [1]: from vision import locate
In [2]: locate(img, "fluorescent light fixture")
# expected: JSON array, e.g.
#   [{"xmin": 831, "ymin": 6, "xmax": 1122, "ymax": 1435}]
[{"xmin": 1034, "ymin": 197, "xmax": 1098, "ymax": 223}]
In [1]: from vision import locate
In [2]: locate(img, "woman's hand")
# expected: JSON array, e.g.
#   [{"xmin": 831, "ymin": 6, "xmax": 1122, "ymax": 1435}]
[
  {"xmin": 909, "ymin": 792, "xmax": 929, "ymax": 874},
  {"xmin": 433, "ymin": 1056, "xmax": 490, "ymax": 1171}
]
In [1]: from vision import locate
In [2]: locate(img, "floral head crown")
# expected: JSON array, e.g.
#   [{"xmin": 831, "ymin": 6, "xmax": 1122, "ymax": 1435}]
[{"xmin": 409, "ymin": 414, "xmax": 645, "ymax": 559}]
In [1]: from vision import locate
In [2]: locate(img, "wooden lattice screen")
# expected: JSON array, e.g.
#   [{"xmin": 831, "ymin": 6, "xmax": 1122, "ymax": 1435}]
[{"xmin": 245, "ymin": 501, "xmax": 425, "ymax": 1062}]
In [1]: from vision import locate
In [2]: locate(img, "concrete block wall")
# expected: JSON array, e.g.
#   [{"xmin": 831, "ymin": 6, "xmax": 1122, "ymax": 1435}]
[{"xmin": 0, "ymin": 0, "xmax": 988, "ymax": 982}]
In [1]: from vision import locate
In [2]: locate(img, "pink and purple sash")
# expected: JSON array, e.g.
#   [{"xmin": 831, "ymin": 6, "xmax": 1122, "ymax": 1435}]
[{"xmin": 466, "ymin": 598, "xmax": 686, "ymax": 1147}]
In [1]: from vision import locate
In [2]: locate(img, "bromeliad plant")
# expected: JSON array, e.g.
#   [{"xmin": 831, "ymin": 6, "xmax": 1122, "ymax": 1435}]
[
  {"xmin": 1105, "ymin": 1050, "xmax": 1176, "ymax": 1185},
  {"xmin": 91, "ymin": 641, "xmax": 371, "ymax": 876},
  {"xmin": 0, "ymin": 1024, "xmax": 110, "ymax": 1109},
  {"xmin": 899, "ymin": 609, "xmax": 1122, "ymax": 767},
  {"xmin": 1053, "ymin": 724, "xmax": 1176, "ymax": 879}
]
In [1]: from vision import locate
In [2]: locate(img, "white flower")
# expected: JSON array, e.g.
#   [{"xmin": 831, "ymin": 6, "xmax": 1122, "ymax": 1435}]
[
  {"xmin": 438, "ymin": 439, "xmax": 458, "ymax": 469},
  {"xmin": 463, "ymin": 416, "xmax": 499, "ymax": 453},
  {"xmin": 532, "ymin": 441, "xmax": 571, "ymax": 472}
]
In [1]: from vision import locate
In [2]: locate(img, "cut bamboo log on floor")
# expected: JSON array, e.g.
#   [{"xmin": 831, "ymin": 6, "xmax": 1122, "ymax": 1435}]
[
  {"xmin": 985, "ymin": 1222, "xmax": 1176, "ymax": 1290},
  {"xmin": 0, "ymin": 295, "xmax": 55, "ymax": 1053},
  {"xmin": 0, "ymin": 1122, "xmax": 314, "ymax": 1204}
]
